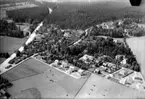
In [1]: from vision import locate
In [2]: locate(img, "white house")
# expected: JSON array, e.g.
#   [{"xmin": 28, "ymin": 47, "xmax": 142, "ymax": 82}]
[{"xmin": 79, "ymin": 54, "xmax": 94, "ymax": 64}]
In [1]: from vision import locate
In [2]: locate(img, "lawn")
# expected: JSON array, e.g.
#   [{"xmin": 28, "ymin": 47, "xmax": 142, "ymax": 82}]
[
  {"xmin": 75, "ymin": 73, "xmax": 145, "ymax": 98},
  {"xmin": 127, "ymin": 36, "xmax": 145, "ymax": 79},
  {"xmin": 0, "ymin": 36, "xmax": 27, "ymax": 54},
  {"xmin": 2, "ymin": 58, "xmax": 90, "ymax": 98}
]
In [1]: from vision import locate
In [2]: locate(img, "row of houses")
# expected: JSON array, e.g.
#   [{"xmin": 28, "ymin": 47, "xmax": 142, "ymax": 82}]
[{"xmin": 49, "ymin": 59, "xmax": 90, "ymax": 79}]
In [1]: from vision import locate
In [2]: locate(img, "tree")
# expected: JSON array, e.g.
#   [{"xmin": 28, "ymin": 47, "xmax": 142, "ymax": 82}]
[
  {"xmin": 15, "ymin": 50, "xmax": 21, "ymax": 57},
  {"xmin": 132, "ymin": 61, "xmax": 140, "ymax": 72},
  {"xmin": 5, "ymin": 53, "xmax": 10, "ymax": 58}
]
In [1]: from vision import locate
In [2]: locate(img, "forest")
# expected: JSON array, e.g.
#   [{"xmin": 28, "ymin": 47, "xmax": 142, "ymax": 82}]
[{"xmin": 6, "ymin": 1, "xmax": 145, "ymax": 29}]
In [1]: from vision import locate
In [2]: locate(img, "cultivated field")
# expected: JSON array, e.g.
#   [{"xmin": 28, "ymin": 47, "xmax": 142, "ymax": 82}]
[
  {"xmin": 0, "ymin": 36, "xmax": 27, "ymax": 54},
  {"xmin": 127, "ymin": 36, "xmax": 145, "ymax": 79},
  {"xmin": 75, "ymin": 73, "xmax": 145, "ymax": 98},
  {"xmin": 2, "ymin": 58, "xmax": 90, "ymax": 98}
]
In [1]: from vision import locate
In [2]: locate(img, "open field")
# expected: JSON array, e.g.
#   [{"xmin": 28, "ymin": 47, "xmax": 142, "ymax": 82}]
[
  {"xmin": 2, "ymin": 58, "xmax": 89, "ymax": 98},
  {"xmin": 0, "ymin": 36, "xmax": 27, "ymax": 54},
  {"xmin": 126, "ymin": 36, "xmax": 145, "ymax": 79},
  {"xmin": 75, "ymin": 73, "xmax": 145, "ymax": 98},
  {"xmin": 1, "ymin": 58, "xmax": 51, "ymax": 81},
  {"xmin": 0, "ymin": 58, "xmax": 6, "ymax": 64}
]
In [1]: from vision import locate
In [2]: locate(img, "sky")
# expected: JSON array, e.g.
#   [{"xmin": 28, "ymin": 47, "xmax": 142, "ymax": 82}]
[{"xmin": 36, "ymin": 0, "xmax": 129, "ymax": 3}]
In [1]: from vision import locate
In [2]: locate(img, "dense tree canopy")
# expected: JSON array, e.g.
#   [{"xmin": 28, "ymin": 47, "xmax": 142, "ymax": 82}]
[{"xmin": 0, "ymin": 20, "xmax": 24, "ymax": 38}]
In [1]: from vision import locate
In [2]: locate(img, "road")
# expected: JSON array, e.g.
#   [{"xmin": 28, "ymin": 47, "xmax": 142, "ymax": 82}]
[{"xmin": 0, "ymin": 22, "xmax": 43, "ymax": 75}]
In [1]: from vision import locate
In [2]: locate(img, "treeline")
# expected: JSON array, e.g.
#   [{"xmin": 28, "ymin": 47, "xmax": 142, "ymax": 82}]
[
  {"xmin": 0, "ymin": 52, "xmax": 10, "ymax": 58},
  {"xmin": 128, "ymin": 27, "xmax": 145, "ymax": 37},
  {"xmin": 89, "ymin": 26, "xmax": 124, "ymax": 38},
  {"xmin": 0, "ymin": 20, "xmax": 24, "ymax": 38}
]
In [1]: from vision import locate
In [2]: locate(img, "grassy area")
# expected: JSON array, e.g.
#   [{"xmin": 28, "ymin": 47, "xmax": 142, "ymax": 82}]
[
  {"xmin": 127, "ymin": 36, "xmax": 145, "ymax": 79},
  {"xmin": 1, "ymin": 58, "xmax": 50, "ymax": 81},
  {"xmin": 75, "ymin": 73, "xmax": 145, "ymax": 98},
  {"xmin": 0, "ymin": 58, "xmax": 6, "ymax": 64},
  {"xmin": 0, "ymin": 36, "xmax": 27, "ymax": 54},
  {"xmin": 3, "ymin": 58, "xmax": 90, "ymax": 98}
]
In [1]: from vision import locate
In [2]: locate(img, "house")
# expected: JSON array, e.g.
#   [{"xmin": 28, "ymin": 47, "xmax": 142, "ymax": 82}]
[
  {"xmin": 99, "ymin": 66, "xmax": 107, "ymax": 71},
  {"xmin": 115, "ymin": 55, "xmax": 124, "ymax": 61},
  {"xmin": 67, "ymin": 66, "xmax": 76, "ymax": 74},
  {"xmin": 16, "ymin": 23, "xmax": 31, "ymax": 36},
  {"xmin": 105, "ymin": 68, "xmax": 112, "ymax": 73},
  {"xmin": 79, "ymin": 54, "xmax": 94, "ymax": 64},
  {"xmin": 107, "ymin": 63, "xmax": 116, "ymax": 68},
  {"xmin": 119, "ymin": 78, "xmax": 127, "ymax": 85},
  {"xmin": 54, "ymin": 60, "xmax": 59, "ymax": 65},
  {"xmin": 5, "ymin": 19, "xmax": 14, "ymax": 23},
  {"xmin": 120, "ymin": 69, "xmax": 127, "ymax": 75},
  {"xmin": 118, "ymin": 20, "xmax": 123, "ymax": 26},
  {"xmin": 132, "ymin": 72, "xmax": 144, "ymax": 84},
  {"xmin": 61, "ymin": 61, "xmax": 68, "ymax": 68},
  {"xmin": 120, "ymin": 58, "xmax": 127, "ymax": 65},
  {"xmin": 102, "ymin": 63, "xmax": 107, "ymax": 67},
  {"xmin": 94, "ymin": 68, "xmax": 101, "ymax": 74},
  {"xmin": 78, "ymin": 69, "xmax": 84, "ymax": 75},
  {"xmin": 124, "ymin": 77, "xmax": 134, "ymax": 85},
  {"xmin": 0, "ymin": 89, "xmax": 11, "ymax": 99},
  {"xmin": 50, "ymin": 60, "xmax": 59, "ymax": 67},
  {"xmin": 63, "ymin": 31, "xmax": 71, "ymax": 38}
]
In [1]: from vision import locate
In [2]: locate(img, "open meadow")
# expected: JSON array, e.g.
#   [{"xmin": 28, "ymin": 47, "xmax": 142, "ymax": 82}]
[
  {"xmin": 0, "ymin": 36, "xmax": 27, "ymax": 54},
  {"xmin": 2, "ymin": 58, "xmax": 90, "ymax": 98},
  {"xmin": 127, "ymin": 36, "xmax": 145, "ymax": 79}
]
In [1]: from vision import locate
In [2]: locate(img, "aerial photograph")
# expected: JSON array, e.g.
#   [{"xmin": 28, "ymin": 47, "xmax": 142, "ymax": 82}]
[{"xmin": 0, "ymin": 0, "xmax": 145, "ymax": 98}]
